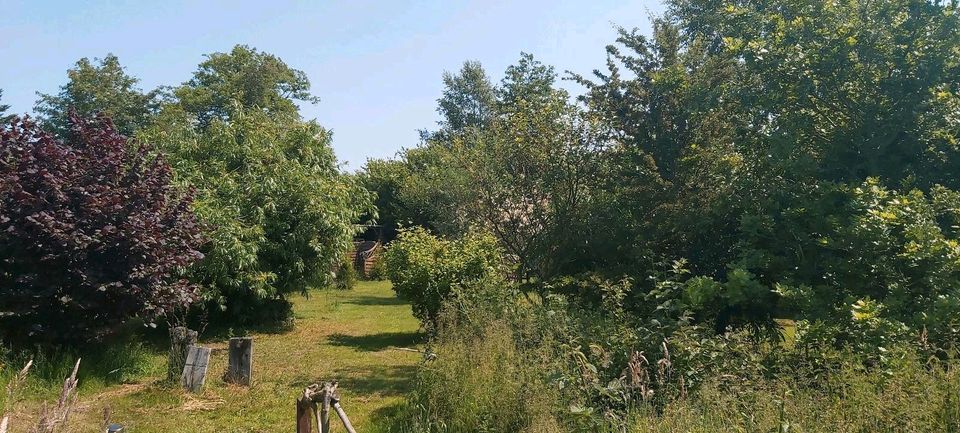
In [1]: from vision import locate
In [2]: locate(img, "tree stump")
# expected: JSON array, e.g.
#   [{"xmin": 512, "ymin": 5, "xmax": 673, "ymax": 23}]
[
  {"xmin": 167, "ymin": 327, "xmax": 197, "ymax": 383},
  {"xmin": 224, "ymin": 337, "xmax": 253, "ymax": 385}
]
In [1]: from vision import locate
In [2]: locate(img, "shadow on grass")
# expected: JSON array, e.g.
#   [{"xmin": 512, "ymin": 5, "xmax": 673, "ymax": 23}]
[
  {"xmin": 327, "ymin": 331, "xmax": 423, "ymax": 352},
  {"xmin": 289, "ymin": 364, "xmax": 418, "ymax": 398},
  {"xmin": 197, "ymin": 319, "xmax": 295, "ymax": 342},
  {"xmin": 344, "ymin": 295, "xmax": 408, "ymax": 306},
  {"xmin": 367, "ymin": 400, "xmax": 414, "ymax": 433}
]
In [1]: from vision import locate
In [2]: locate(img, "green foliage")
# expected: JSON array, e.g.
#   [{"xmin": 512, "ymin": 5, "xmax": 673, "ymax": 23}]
[
  {"xmin": 35, "ymin": 54, "xmax": 161, "ymax": 137},
  {"xmin": 141, "ymin": 105, "xmax": 370, "ymax": 322},
  {"xmin": 396, "ymin": 320, "xmax": 563, "ymax": 433},
  {"xmin": 173, "ymin": 45, "xmax": 319, "ymax": 128},
  {"xmin": 0, "ymin": 89, "xmax": 12, "ymax": 124},
  {"xmin": 334, "ymin": 259, "xmax": 358, "ymax": 290},
  {"xmin": 384, "ymin": 227, "xmax": 505, "ymax": 328},
  {"xmin": 379, "ymin": 54, "xmax": 602, "ymax": 281},
  {"xmin": 358, "ymin": 158, "xmax": 415, "ymax": 241},
  {"xmin": 436, "ymin": 61, "xmax": 496, "ymax": 134},
  {"xmin": 132, "ymin": 46, "xmax": 372, "ymax": 324}
]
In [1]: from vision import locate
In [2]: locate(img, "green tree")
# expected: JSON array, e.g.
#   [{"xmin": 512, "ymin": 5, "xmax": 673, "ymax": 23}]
[
  {"xmin": 397, "ymin": 55, "xmax": 602, "ymax": 280},
  {"xmin": 143, "ymin": 47, "xmax": 370, "ymax": 323},
  {"xmin": 436, "ymin": 61, "xmax": 496, "ymax": 134},
  {"xmin": 143, "ymin": 106, "xmax": 370, "ymax": 322},
  {"xmin": 359, "ymin": 158, "xmax": 414, "ymax": 241},
  {"xmin": 0, "ymin": 89, "xmax": 12, "ymax": 123},
  {"xmin": 35, "ymin": 54, "xmax": 160, "ymax": 137},
  {"xmin": 571, "ymin": 21, "xmax": 745, "ymax": 279},
  {"xmin": 174, "ymin": 45, "xmax": 319, "ymax": 128}
]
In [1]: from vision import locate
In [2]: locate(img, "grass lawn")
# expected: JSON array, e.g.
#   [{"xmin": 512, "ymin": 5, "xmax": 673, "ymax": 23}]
[{"xmin": 6, "ymin": 280, "xmax": 423, "ymax": 433}]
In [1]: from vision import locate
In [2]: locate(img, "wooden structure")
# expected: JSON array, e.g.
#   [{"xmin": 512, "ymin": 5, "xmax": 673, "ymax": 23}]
[
  {"xmin": 181, "ymin": 346, "xmax": 211, "ymax": 393},
  {"xmin": 346, "ymin": 240, "xmax": 382, "ymax": 277},
  {"xmin": 167, "ymin": 327, "xmax": 198, "ymax": 382},
  {"xmin": 225, "ymin": 337, "xmax": 253, "ymax": 385},
  {"xmin": 296, "ymin": 381, "xmax": 357, "ymax": 433}
]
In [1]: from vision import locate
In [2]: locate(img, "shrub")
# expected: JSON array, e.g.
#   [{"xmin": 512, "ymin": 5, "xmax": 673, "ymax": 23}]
[
  {"xmin": 334, "ymin": 259, "xmax": 357, "ymax": 290},
  {"xmin": 0, "ymin": 115, "xmax": 203, "ymax": 345},
  {"xmin": 384, "ymin": 227, "xmax": 505, "ymax": 328}
]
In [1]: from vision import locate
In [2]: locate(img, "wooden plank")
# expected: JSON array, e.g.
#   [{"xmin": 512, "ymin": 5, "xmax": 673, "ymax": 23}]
[
  {"xmin": 180, "ymin": 345, "xmax": 211, "ymax": 393},
  {"xmin": 225, "ymin": 337, "xmax": 253, "ymax": 386}
]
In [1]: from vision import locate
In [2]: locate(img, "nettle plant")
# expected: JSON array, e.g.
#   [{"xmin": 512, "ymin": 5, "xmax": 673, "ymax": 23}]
[{"xmin": 0, "ymin": 115, "xmax": 204, "ymax": 345}]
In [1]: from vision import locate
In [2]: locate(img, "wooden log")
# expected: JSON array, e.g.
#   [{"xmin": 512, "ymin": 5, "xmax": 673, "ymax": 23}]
[
  {"xmin": 167, "ymin": 327, "xmax": 197, "ymax": 383},
  {"xmin": 180, "ymin": 346, "xmax": 211, "ymax": 393},
  {"xmin": 296, "ymin": 396, "xmax": 314, "ymax": 433},
  {"xmin": 224, "ymin": 337, "xmax": 253, "ymax": 385}
]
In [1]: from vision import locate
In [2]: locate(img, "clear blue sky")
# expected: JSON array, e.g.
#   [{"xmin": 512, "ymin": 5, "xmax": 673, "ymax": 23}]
[{"xmin": 0, "ymin": 0, "xmax": 664, "ymax": 169}]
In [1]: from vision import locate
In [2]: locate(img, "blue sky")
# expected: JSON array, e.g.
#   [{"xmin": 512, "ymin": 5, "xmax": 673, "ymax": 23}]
[{"xmin": 0, "ymin": 0, "xmax": 664, "ymax": 169}]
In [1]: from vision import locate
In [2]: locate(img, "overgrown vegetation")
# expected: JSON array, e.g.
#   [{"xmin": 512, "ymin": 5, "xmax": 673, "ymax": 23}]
[
  {"xmin": 1, "ymin": 0, "xmax": 959, "ymax": 430},
  {"xmin": 373, "ymin": 0, "xmax": 960, "ymax": 431}
]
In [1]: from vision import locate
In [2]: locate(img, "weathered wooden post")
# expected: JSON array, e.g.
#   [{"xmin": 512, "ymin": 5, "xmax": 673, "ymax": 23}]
[
  {"xmin": 297, "ymin": 381, "xmax": 361, "ymax": 433},
  {"xmin": 320, "ymin": 382, "xmax": 335, "ymax": 433},
  {"xmin": 167, "ymin": 327, "xmax": 197, "ymax": 382},
  {"xmin": 296, "ymin": 393, "xmax": 314, "ymax": 433},
  {"xmin": 180, "ymin": 345, "xmax": 211, "ymax": 392},
  {"xmin": 225, "ymin": 337, "xmax": 253, "ymax": 385}
]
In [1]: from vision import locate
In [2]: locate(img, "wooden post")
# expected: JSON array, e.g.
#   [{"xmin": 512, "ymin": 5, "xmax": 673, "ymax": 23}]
[
  {"xmin": 225, "ymin": 337, "xmax": 253, "ymax": 385},
  {"xmin": 299, "ymin": 381, "xmax": 353, "ymax": 433},
  {"xmin": 167, "ymin": 327, "xmax": 197, "ymax": 382},
  {"xmin": 296, "ymin": 395, "xmax": 314, "ymax": 433},
  {"xmin": 320, "ymin": 382, "xmax": 334, "ymax": 433},
  {"xmin": 180, "ymin": 346, "xmax": 211, "ymax": 392}
]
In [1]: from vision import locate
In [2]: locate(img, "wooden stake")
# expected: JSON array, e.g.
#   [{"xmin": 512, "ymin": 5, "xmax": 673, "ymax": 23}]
[
  {"xmin": 296, "ymin": 396, "xmax": 314, "ymax": 433},
  {"xmin": 321, "ymin": 382, "xmax": 333, "ymax": 433},
  {"xmin": 225, "ymin": 337, "xmax": 253, "ymax": 385}
]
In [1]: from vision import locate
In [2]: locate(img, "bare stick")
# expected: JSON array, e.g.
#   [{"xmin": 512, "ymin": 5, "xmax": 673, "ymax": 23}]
[
  {"xmin": 320, "ymin": 383, "xmax": 334, "ymax": 433},
  {"xmin": 332, "ymin": 401, "xmax": 357, "ymax": 433}
]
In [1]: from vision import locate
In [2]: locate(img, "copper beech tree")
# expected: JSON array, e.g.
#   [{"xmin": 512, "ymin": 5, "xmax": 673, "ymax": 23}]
[{"xmin": 0, "ymin": 114, "xmax": 203, "ymax": 345}]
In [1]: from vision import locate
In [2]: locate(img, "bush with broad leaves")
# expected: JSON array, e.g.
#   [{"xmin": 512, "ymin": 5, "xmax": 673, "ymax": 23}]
[{"xmin": 0, "ymin": 115, "xmax": 204, "ymax": 345}]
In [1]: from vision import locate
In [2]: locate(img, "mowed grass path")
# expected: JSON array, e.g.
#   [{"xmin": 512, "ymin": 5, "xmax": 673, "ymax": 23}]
[{"xmin": 17, "ymin": 281, "xmax": 423, "ymax": 433}]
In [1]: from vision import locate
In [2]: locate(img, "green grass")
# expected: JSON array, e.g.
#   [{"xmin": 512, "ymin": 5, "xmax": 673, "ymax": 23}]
[{"xmin": 4, "ymin": 280, "xmax": 423, "ymax": 433}]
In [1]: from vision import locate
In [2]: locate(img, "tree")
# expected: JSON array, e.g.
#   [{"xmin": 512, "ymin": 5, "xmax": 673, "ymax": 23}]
[
  {"xmin": 395, "ymin": 55, "xmax": 602, "ymax": 280},
  {"xmin": 143, "ymin": 46, "xmax": 370, "ymax": 322},
  {"xmin": 562, "ymin": 0, "xmax": 960, "ymax": 339},
  {"xmin": 35, "ymin": 54, "xmax": 161, "ymax": 137},
  {"xmin": 359, "ymin": 158, "xmax": 414, "ymax": 242},
  {"xmin": 0, "ymin": 89, "xmax": 12, "ymax": 124},
  {"xmin": 0, "ymin": 114, "xmax": 203, "ymax": 345},
  {"xmin": 670, "ymin": 0, "xmax": 960, "ymax": 188},
  {"xmin": 436, "ymin": 61, "xmax": 496, "ymax": 134},
  {"xmin": 142, "ymin": 106, "xmax": 370, "ymax": 322},
  {"xmin": 570, "ymin": 21, "xmax": 745, "ymax": 279},
  {"xmin": 174, "ymin": 45, "xmax": 319, "ymax": 128}
]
